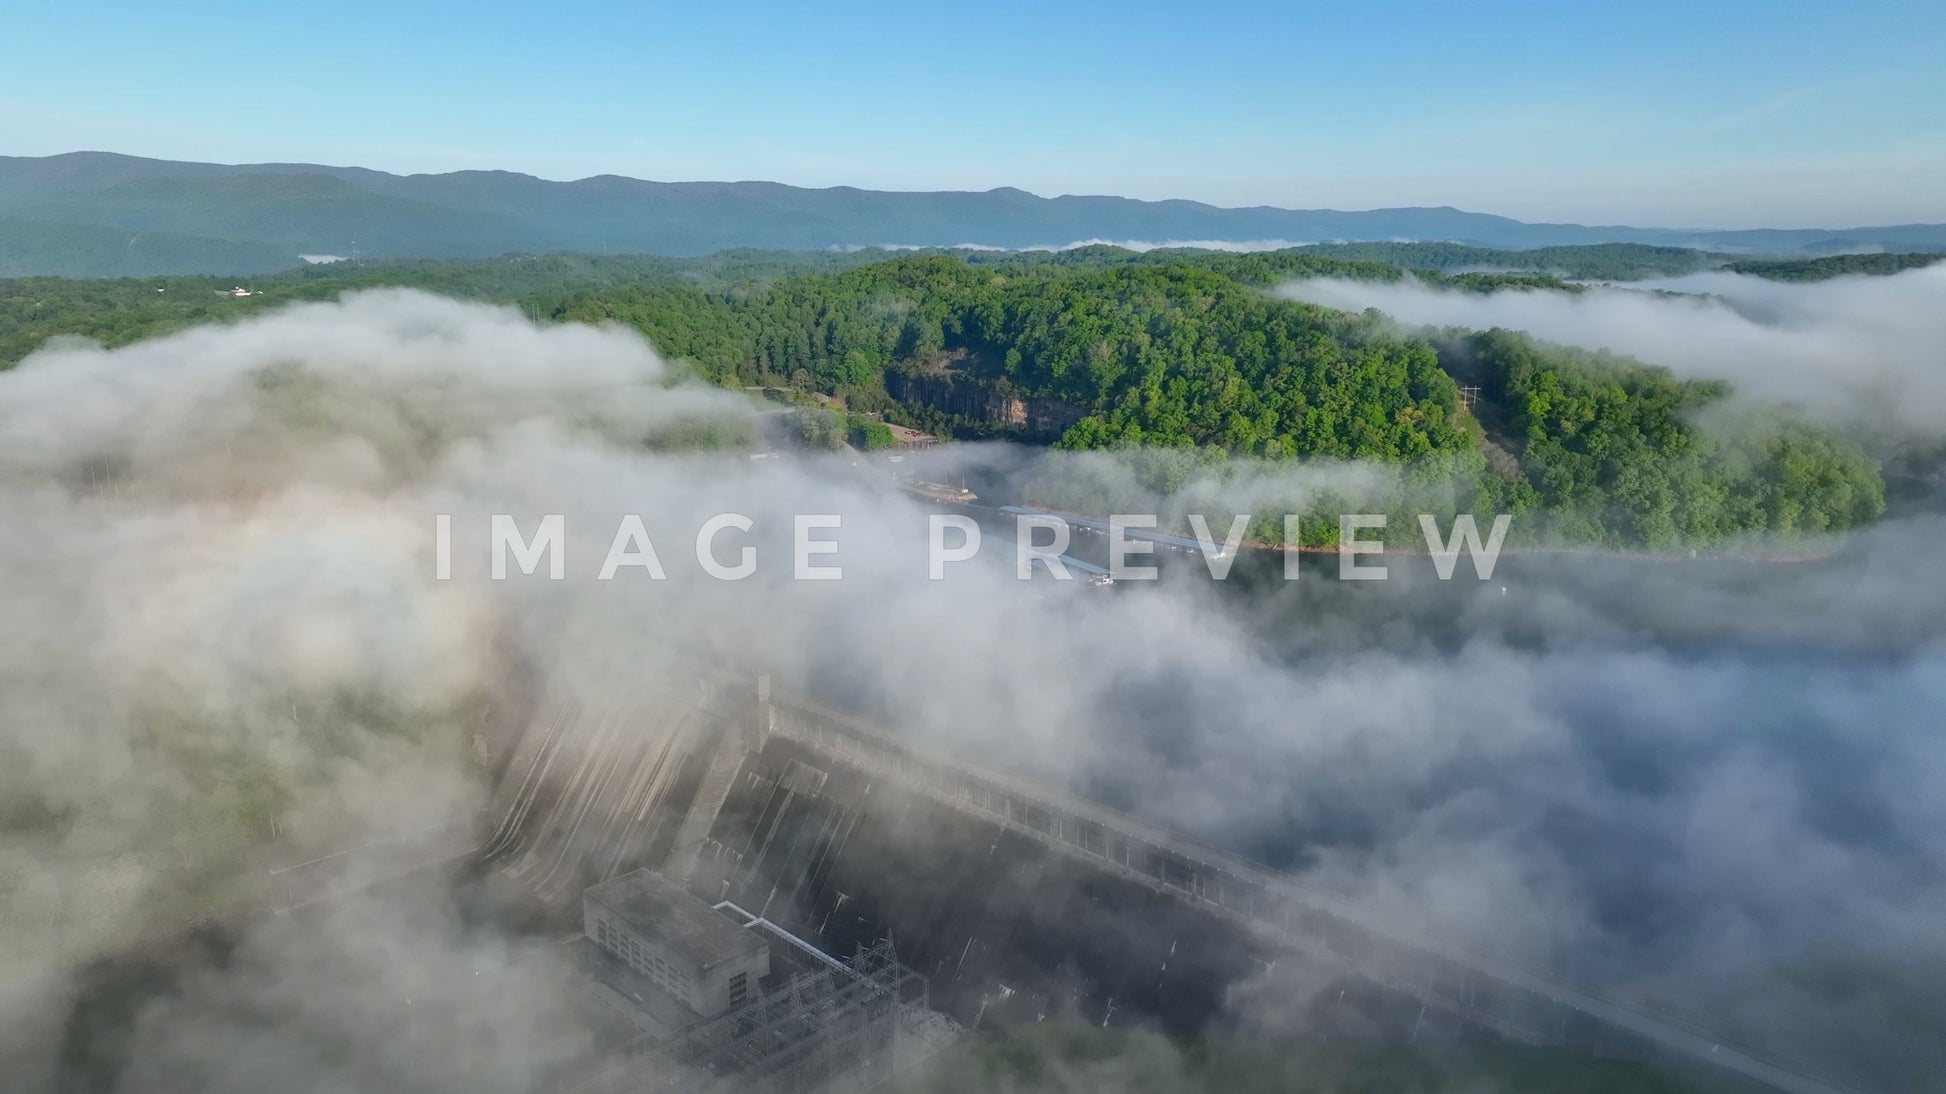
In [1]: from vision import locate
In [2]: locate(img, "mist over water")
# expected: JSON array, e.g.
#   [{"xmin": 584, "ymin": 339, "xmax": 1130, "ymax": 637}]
[
  {"xmin": 1277, "ymin": 265, "xmax": 1946, "ymax": 439},
  {"xmin": 1, "ymin": 289, "xmax": 1941, "ymax": 1091}
]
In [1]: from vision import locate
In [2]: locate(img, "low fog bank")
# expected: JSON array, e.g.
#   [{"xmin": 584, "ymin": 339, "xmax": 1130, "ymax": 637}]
[
  {"xmin": 859, "ymin": 238, "xmax": 1315, "ymax": 254},
  {"xmin": 1278, "ymin": 265, "xmax": 1946, "ymax": 441},
  {"xmin": 1, "ymin": 291, "xmax": 1940, "ymax": 1090}
]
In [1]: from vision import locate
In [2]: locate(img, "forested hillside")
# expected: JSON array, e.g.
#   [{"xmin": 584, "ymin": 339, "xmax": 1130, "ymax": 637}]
[
  {"xmin": 0, "ymin": 249, "xmax": 1885, "ymax": 548},
  {"xmin": 1288, "ymin": 242, "xmax": 1722, "ymax": 280},
  {"xmin": 1722, "ymin": 251, "xmax": 1944, "ymax": 281},
  {"xmin": 1443, "ymin": 329, "xmax": 1884, "ymax": 544}
]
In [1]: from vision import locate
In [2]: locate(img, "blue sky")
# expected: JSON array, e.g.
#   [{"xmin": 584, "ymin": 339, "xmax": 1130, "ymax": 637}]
[{"xmin": 3, "ymin": 0, "xmax": 1941, "ymax": 227}]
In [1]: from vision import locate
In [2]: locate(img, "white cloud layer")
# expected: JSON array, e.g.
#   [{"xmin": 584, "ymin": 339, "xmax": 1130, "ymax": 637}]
[
  {"xmin": 1279, "ymin": 265, "xmax": 1946, "ymax": 436},
  {"xmin": 0, "ymin": 290, "xmax": 1940, "ymax": 1091}
]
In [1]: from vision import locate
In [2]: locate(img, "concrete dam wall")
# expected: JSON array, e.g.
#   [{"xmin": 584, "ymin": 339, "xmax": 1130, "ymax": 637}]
[{"xmin": 481, "ymin": 676, "xmax": 1858, "ymax": 1094}]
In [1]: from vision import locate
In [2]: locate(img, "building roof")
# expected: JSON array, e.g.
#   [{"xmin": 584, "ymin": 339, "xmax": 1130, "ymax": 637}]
[{"xmin": 585, "ymin": 870, "xmax": 767, "ymax": 969}]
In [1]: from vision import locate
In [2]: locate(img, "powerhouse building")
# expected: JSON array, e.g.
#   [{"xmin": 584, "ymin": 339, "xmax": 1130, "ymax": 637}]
[{"xmin": 584, "ymin": 870, "xmax": 770, "ymax": 1019}]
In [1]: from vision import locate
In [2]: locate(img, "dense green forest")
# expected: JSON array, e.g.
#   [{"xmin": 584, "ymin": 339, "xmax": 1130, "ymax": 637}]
[
  {"xmin": 550, "ymin": 256, "xmax": 1467, "ymax": 456},
  {"xmin": 0, "ymin": 248, "xmax": 1889, "ymax": 548},
  {"xmin": 5, "ymin": 240, "xmax": 1930, "ymax": 364},
  {"xmin": 1287, "ymin": 242, "xmax": 1935, "ymax": 282},
  {"xmin": 1440, "ymin": 329, "xmax": 1883, "ymax": 544},
  {"xmin": 1291, "ymin": 241, "xmax": 1721, "ymax": 280},
  {"xmin": 1722, "ymin": 251, "xmax": 1943, "ymax": 281}
]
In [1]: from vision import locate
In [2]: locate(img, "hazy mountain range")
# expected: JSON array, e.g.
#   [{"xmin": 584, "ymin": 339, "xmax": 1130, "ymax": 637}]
[{"xmin": 3, "ymin": 151, "xmax": 1944, "ymax": 278}]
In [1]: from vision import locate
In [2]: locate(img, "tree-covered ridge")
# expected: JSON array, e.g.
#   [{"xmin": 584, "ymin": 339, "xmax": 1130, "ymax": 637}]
[
  {"xmin": 0, "ymin": 251, "xmax": 1888, "ymax": 548},
  {"xmin": 1012, "ymin": 266, "xmax": 1468, "ymax": 461},
  {"xmin": 1288, "ymin": 241, "xmax": 1723, "ymax": 281},
  {"xmin": 1450, "ymin": 329, "xmax": 1884, "ymax": 545},
  {"xmin": 554, "ymin": 257, "xmax": 1470, "ymax": 462},
  {"xmin": 7, "ymin": 240, "xmax": 1936, "ymax": 368},
  {"xmin": 1722, "ymin": 252, "xmax": 1943, "ymax": 281}
]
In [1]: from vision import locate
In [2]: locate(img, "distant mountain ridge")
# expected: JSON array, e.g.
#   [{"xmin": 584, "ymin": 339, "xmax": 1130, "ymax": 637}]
[{"xmin": 3, "ymin": 151, "xmax": 1944, "ymax": 278}]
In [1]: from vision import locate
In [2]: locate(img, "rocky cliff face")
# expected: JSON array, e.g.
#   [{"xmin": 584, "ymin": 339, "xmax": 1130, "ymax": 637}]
[{"xmin": 886, "ymin": 371, "xmax": 1088, "ymax": 441}]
